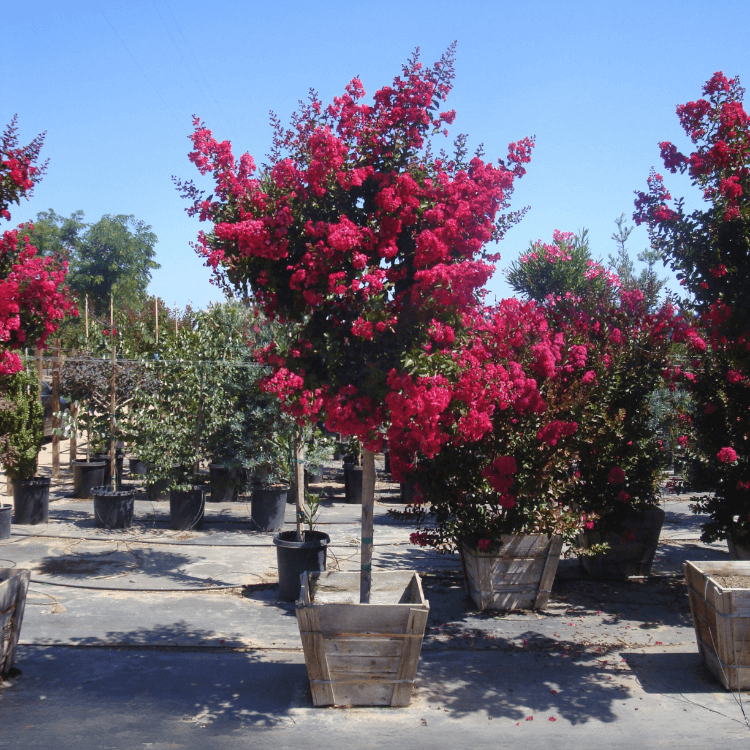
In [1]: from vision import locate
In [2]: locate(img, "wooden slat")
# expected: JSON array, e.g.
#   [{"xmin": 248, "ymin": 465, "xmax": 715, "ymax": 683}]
[
  {"xmin": 296, "ymin": 605, "xmax": 335, "ymax": 706},
  {"xmin": 0, "ymin": 569, "xmax": 30, "ymax": 676},
  {"xmin": 325, "ymin": 638, "xmax": 404, "ymax": 658},
  {"xmin": 392, "ymin": 606, "xmax": 429, "ymax": 707},
  {"xmin": 331, "ymin": 681, "xmax": 394, "ymax": 707},
  {"xmin": 315, "ymin": 604, "xmax": 411, "ymax": 635},
  {"xmin": 360, "ymin": 449, "xmax": 375, "ymax": 603},
  {"xmin": 327, "ymin": 655, "xmax": 401, "ymax": 673}
]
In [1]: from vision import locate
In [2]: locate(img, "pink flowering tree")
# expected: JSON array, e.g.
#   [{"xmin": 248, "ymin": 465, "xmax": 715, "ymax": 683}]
[
  {"xmin": 178, "ymin": 46, "xmax": 534, "ymax": 598},
  {"xmin": 390, "ymin": 298, "xmax": 597, "ymax": 553},
  {"xmin": 0, "ymin": 116, "xmax": 76, "ymax": 376},
  {"xmin": 634, "ymin": 73, "xmax": 750, "ymax": 544},
  {"xmin": 508, "ymin": 231, "xmax": 691, "ymax": 533}
]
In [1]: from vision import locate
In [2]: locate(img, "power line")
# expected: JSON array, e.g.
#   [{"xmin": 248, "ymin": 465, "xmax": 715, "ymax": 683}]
[
  {"xmin": 164, "ymin": 0, "xmax": 234, "ymax": 134},
  {"xmin": 101, "ymin": 11, "xmax": 182, "ymax": 128}
]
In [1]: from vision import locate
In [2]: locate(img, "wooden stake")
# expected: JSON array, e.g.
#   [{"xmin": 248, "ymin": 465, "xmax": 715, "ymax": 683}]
[
  {"xmin": 110, "ymin": 296, "xmax": 116, "ymax": 490},
  {"xmin": 35, "ymin": 348, "xmax": 42, "ymax": 399},
  {"xmin": 155, "ymin": 297, "xmax": 159, "ymax": 345},
  {"xmin": 360, "ymin": 448, "xmax": 375, "ymax": 603},
  {"xmin": 69, "ymin": 401, "xmax": 78, "ymax": 466},
  {"xmin": 295, "ymin": 428, "xmax": 305, "ymax": 543},
  {"xmin": 85, "ymin": 295, "xmax": 89, "ymax": 343},
  {"xmin": 174, "ymin": 301, "xmax": 178, "ymax": 337},
  {"xmin": 51, "ymin": 339, "xmax": 60, "ymax": 479}
]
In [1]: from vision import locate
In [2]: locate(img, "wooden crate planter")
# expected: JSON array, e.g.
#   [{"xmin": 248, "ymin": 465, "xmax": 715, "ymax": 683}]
[
  {"xmin": 460, "ymin": 533, "xmax": 563, "ymax": 611},
  {"xmin": 296, "ymin": 570, "xmax": 429, "ymax": 707},
  {"xmin": 0, "ymin": 568, "xmax": 30, "ymax": 677},
  {"xmin": 684, "ymin": 560, "xmax": 750, "ymax": 690}
]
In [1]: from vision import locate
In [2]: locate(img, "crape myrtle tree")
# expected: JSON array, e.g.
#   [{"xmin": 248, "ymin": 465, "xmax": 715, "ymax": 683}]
[
  {"xmin": 634, "ymin": 72, "xmax": 750, "ymax": 545},
  {"xmin": 177, "ymin": 44, "xmax": 534, "ymax": 600},
  {"xmin": 507, "ymin": 230, "xmax": 695, "ymax": 533},
  {"xmin": 0, "ymin": 116, "xmax": 76, "ymax": 376}
]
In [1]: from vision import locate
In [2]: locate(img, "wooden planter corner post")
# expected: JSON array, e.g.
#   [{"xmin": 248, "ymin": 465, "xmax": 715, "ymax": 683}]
[{"xmin": 0, "ymin": 568, "xmax": 31, "ymax": 676}]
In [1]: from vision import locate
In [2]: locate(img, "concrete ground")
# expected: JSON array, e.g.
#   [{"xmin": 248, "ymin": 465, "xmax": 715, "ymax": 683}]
[{"xmin": 0, "ymin": 441, "xmax": 749, "ymax": 749}]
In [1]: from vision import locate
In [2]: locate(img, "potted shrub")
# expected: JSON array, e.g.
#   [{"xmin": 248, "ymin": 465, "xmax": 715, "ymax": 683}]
[
  {"xmin": 0, "ymin": 358, "xmax": 48, "ymax": 524},
  {"xmin": 130, "ymin": 302, "xmax": 287, "ymax": 529},
  {"xmin": 180, "ymin": 45, "xmax": 534, "ymax": 704},
  {"xmin": 273, "ymin": 490, "xmax": 330, "ymax": 601},
  {"xmin": 396, "ymin": 299, "xmax": 597, "ymax": 610},
  {"xmin": 506, "ymin": 230, "xmax": 688, "ymax": 578}
]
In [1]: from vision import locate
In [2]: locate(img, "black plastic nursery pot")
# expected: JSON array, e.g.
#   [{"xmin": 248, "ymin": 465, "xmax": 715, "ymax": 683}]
[
  {"xmin": 209, "ymin": 463, "xmax": 240, "ymax": 503},
  {"xmin": 0, "ymin": 504, "xmax": 11, "ymax": 539},
  {"xmin": 578, "ymin": 506, "xmax": 666, "ymax": 578},
  {"xmin": 170, "ymin": 487, "xmax": 205, "ymax": 531},
  {"xmin": 147, "ymin": 477, "xmax": 171, "ymax": 501},
  {"xmin": 72, "ymin": 460, "xmax": 107, "ymax": 499},
  {"xmin": 343, "ymin": 464, "xmax": 363, "ymax": 504},
  {"xmin": 129, "ymin": 457, "xmax": 148, "ymax": 476},
  {"xmin": 273, "ymin": 530, "xmax": 330, "ymax": 602},
  {"xmin": 251, "ymin": 484, "xmax": 289, "ymax": 532},
  {"xmin": 12, "ymin": 477, "xmax": 50, "ymax": 525},
  {"xmin": 92, "ymin": 487, "xmax": 135, "ymax": 530},
  {"xmin": 93, "ymin": 452, "xmax": 124, "ymax": 489}
]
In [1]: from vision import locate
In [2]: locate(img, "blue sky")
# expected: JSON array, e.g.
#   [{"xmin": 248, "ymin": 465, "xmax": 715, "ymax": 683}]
[{"xmin": 3, "ymin": 0, "xmax": 749, "ymax": 310}]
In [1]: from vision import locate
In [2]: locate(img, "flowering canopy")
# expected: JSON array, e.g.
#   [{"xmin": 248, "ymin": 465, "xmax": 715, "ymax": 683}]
[
  {"xmin": 391, "ymin": 297, "xmax": 598, "ymax": 550},
  {"xmin": 0, "ymin": 116, "xmax": 76, "ymax": 375},
  {"xmin": 634, "ymin": 73, "xmax": 750, "ymax": 543},
  {"xmin": 509, "ymin": 231, "xmax": 694, "ymax": 531},
  {"xmin": 178, "ymin": 45, "xmax": 533, "ymax": 447}
]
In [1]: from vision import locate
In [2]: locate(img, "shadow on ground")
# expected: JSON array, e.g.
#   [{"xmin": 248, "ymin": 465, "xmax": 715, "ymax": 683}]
[{"xmin": 4, "ymin": 641, "xmax": 309, "ymax": 734}]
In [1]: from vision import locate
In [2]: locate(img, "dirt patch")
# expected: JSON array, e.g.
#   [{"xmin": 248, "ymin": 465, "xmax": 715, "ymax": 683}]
[{"xmin": 711, "ymin": 574, "xmax": 750, "ymax": 589}]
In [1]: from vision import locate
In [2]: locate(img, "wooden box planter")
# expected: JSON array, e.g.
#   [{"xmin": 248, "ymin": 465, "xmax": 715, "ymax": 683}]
[
  {"xmin": 0, "ymin": 568, "xmax": 30, "ymax": 677},
  {"xmin": 460, "ymin": 533, "xmax": 563, "ymax": 611},
  {"xmin": 296, "ymin": 570, "xmax": 429, "ymax": 707},
  {"xmin": 684, "ymin": 560, "xmax": 750, "ymax": 690}
]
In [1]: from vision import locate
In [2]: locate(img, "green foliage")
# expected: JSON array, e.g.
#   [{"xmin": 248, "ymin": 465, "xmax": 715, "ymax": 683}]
[
  {"xmin": 506, "ymin": 229, "xmax": 614, "ymax": 305},
  {"xmin": 0, "ymin": 357, "xmax": 44, "ymax": 481},
  {"xmin": 27, "ymin": 210, "xmax": 160, "ymax": 314},
  {"xmin": 608, "ymin": 214, "xmax": 667, "ymax": 313},
  {"xmin": 129, "ymin": 302, "xmax": 290, "ymax": 491}
]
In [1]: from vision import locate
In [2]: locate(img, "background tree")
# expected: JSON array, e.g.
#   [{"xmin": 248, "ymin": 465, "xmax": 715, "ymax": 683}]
[
  {"xmin": 68, "ymin": 214, "xmax": 159, "ymax": 313},
  {"xmin": 25, "ymin": 211, "xmax": 160, "ymax": 314},
  {"xmin": 608, "ymin": 213, "xmax": 667, "ymax": 312}
]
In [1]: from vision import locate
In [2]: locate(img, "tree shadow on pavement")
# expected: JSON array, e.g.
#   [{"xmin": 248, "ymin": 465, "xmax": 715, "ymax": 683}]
[
  {"xmin": 416, "ymin": 640, "xmax": 632, "ymax": 725},
  {"xmin": 6, "ymin": 640, "xmax": 309, "ymax": 736}
]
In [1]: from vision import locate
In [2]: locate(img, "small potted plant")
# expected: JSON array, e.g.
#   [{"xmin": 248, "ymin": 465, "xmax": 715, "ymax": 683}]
[
  {"xmin": 273, "ymin": 490, "xmax": 330, "ymax": 601},
  {"xmin": 0, "ymin": 357, "xmax": 48, "ymax": 525}
]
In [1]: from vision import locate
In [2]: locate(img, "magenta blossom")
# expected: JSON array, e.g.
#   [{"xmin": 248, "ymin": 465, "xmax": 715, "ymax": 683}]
[{"xmin": 717, "ymin": 447, "xmax": 738, "ymax": 463}]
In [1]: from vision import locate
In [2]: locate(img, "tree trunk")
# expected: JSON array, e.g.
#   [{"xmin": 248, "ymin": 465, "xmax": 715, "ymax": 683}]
[{"xmin": 360, "ymin": 448, "xmax": 375, "ymax": 603}]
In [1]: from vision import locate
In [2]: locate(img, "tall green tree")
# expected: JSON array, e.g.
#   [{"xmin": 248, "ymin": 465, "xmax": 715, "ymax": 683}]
[
  {"xmin": 70, "ymin": 214, "xmax": 159, "ymax": 312},
  {"xmin": 27, "ymin": 211, "xmax": 160, "ymax": 313}
]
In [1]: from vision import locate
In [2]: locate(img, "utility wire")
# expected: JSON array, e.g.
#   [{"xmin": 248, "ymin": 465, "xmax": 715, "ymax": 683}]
[
  {"xmin": 164, "ymin": 0, "xmax": 233, "ymax": 133},
  {"xmin": 101, "ymin": 12, "xmax": 182, "ymax": 129}
]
